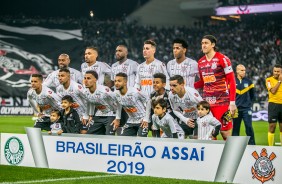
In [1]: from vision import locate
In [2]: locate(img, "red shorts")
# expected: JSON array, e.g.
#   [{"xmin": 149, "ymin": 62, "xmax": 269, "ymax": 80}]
[{"xmin": 210, "ymin": 105, "xmax": 233, "ymax": 131}]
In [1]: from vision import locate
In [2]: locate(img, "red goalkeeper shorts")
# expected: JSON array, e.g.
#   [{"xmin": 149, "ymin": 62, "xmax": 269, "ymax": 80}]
[{"xmin": 210, "ymin": 105, "xmax": 233, "ymax": 131}]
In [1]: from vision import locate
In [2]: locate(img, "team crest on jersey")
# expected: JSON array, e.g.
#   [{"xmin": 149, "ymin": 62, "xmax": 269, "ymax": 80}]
[
  {"xmin": 251, "ymin": 148, "xmax": 276, "ymax": 184},
  {"xmin": 211, "ymin": 62, "xmax": 217, "ymax": 69},
  {"xmin": 244, "ymin": 83, "xmax": 248, "ymax": 88},
  {"xmin": 48, "ymin": 91, "xmax": 52, "ymax": 94}
]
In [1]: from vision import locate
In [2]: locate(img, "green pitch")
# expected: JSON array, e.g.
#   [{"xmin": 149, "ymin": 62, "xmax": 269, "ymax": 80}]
[
  {"xmin": 0, "ymin": 165, "xmax": 225, "ymax": 184},
  {"xmin": 0, "ymin": 116, "xmax": 280, "ymax": 184},
  {"xmin": 0, "ymin": 116, "xmax": 280, "ymax": 145}
]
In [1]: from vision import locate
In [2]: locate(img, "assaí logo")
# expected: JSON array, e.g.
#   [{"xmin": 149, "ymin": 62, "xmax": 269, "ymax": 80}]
[
  {"xmin": 251, "ymin": 148, "xmax": 276, "ymax": 184},
  {"xmin": 4, "ymin": 137, "xmax": 24, "ymax": 165}
]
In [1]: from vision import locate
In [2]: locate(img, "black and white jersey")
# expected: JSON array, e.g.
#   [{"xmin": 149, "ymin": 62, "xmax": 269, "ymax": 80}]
[
  {"xmin": 167, "ymin": 57, "xmax": 199, "ymax": 88},
  {"xmin": 43, "ymin": 67, "xmax": 82, "ymax": 88},
  {"xmin": 81, "ymin": 61, "xmax": 111, "ymax": 85},
  {"xmin": 134, "ymin": 59, "xmax": 169, "ymax": 97},
  {"xmin": 115, "ymin": 87, "xmax": 148, "ymax": 124},
  {"xmin": 84, "ymin": 84, "xmax": 117, "ymax": 117},
  {"xmin": 27, "ymin": 86, "xmax": 61, "ymax": 116},
  {"xmin": 197, "ymin": 113, "xmax": 221, "ymax": 140},
  {"xmin": 152, "ymin": 113, "xmax": 184, "ymax": 139},
  {"xmin": 169, "ymin": 87, "xmax": 203, "ymax": 123},
  {"xmin": 56, "ymin": 80, "xmax": 87, "ymax": 118},
  {"xmin": 111, "ymin": 59, "xmax": 139, "ymax": 87}
]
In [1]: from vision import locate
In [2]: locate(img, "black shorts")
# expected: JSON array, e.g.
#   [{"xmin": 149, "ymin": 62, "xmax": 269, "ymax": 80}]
[
  {"xmin": 179, "ymin": 120, "xmax": 197, "ymax": 137},
  {"xmin": 34, "ymin": 116, "xmax": 51, "ymax": 131},
  {"xmin": 117, "ymin": 123, "xmax": 148, "ymax": 137},
  {"xmin": 87, "ymin": 116, "xmax": 115, "ymax": 135},
  {"xmin": 268, "ymin": 102, "xmax": 282, "ymax": 123}
]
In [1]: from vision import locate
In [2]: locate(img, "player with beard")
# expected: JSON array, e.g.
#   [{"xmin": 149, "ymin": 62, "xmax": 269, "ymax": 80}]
[
  {"xmin": 112, "ymin": 73, "xmax": 149, "ymax": 136},
  {"xmin": 43, "ymin": 53, "xmax": 82, "ymax": 88},
  {"xmin": 81, "ymin": 46, "xmax": 112, "ymax": 86},
  {"xmin": 111, "ymin": 45, "xmax": 138, "ymax": 127},
  {"xmin": 27, "ymin": 74, "xmax": 61, "ymax": 131},
  {"xmin": 111, "ymin": 45, "xmax": 139, "ymax": 87},
  {"xmin": 56, "ymin": 68, "xmax": 88, "ymax": 133},
  {"xmin": 169, "ymin": 75, "xmax": 203, "ymax": 138},
  {"xmin": 167, "ymin": 38, "xmax": 199, "ymax": 87}
]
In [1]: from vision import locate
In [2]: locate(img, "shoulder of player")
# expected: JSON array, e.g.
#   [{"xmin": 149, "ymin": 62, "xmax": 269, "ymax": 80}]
[
  {"xmin": 198, "ymin": 55, "xmax": 207, "ymax": 63},
  {"xmin": 97, "ymin": 84, "xmax": 111, "ymax": 92},
  {"xmin": 167, "ymin": 59, "xmax": 176, "ymax": 65},
  {"xmin": 185, "ymin": 57, "xmax": 197, "ymax": 64},
  {"xmin": 97, "ymin": 61, "xmax": 111, "ymax": 68},
  {"xmin": 44, "ymin": 86, "xmax": 55, "ymax": 95}
]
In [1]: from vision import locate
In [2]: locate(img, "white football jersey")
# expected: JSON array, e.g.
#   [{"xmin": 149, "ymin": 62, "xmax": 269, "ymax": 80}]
[
  {"xmin": 43, "ymin": 67, "xmax": 82, "ymax": 88},
  {"xmin": 56, "ymin": 80, "xmax": 87, "ymax": 117},
  {"xmin": 111, "ymin": 59, "xmax": 139, "ymax": 87},
  {"xmin": 81, "ymin": 61, "xmax": 111, "ymax": 85},
  {"xmin": 115, "ymin": 87, "xmax": 148, "ymax": 124},
  {"xmin": 27, "ymin": 85, "xmax": 61, "ymax": 116},
  {"xmin": 169, "ymin": 87, "xmax": 203, "ymax": 123},
  {"xmin": 167, "ymin": 57, "xmax": 199, "ymax": 87},
  {"xmin": 50, "ymin": 122, "xmax": 62, "ymax": 134},
  {"xmin": 84, "ymin": 84, "xmax": 117, "ymax": 117},
  {"xmin": 197, "ymin": 112, "xmax": 221, "ymax": 140},
  {"xmin": 134, "ymin": 59, "xmax": 170, "ymax": 97},
  {"xmin": 152, "ymin": 113, "xmax": 184, "ymax": 139}
]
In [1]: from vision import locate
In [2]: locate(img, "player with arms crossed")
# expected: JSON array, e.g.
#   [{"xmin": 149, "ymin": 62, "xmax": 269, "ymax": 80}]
[
  {"xmin": 113, "ymin": 73, "xmax": 149, "ymax": 137},
  {"xmin": 195, "ymin": 35, "xmax": 237, "ymax": 140},
  {"xmin": 27, "ymin": 74, "xmax": 61, "ymax": 131}
]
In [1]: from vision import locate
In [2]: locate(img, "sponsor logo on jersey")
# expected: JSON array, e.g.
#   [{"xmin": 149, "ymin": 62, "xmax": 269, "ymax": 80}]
[
  {"xmin": 251, "ymin": 148, "xmax": 276, "ymax": 184},
  {"xmin": 4, "ymin": 137, "xmax": 24, "ymax": 165},
  {"xmin": 203, "ymin": 75, "xmax": 216, "ymax": 83},
  {"xmin": 211, "ymin": 62, "xmax": 217, "ymax": 69}
]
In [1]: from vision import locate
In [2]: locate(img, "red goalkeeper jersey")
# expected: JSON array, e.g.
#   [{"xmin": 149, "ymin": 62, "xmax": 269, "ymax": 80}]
[{"xmin": 197, "ymin": 52, "xmax": 234, "ymax": 107}]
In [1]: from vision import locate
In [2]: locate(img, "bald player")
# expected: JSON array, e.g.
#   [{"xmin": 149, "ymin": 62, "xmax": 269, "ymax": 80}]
[
  {"xmin": 43, "ymin": 53, "xmax": 82, "ymax": 88},
  {"xmin": 111, "ymin": 45, "xmax": 139, "ymax": 87}
]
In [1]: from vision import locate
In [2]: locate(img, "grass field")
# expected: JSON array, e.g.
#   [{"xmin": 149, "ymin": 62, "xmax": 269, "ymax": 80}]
[
  {"xmin": 0, "ymin": 116, "xmax": 281, "ymax": 145},
  {"xmin": 0, "ymin": 165, "xmax": 226, "ymax": 184},
  {"xmin": 0, "ymin": 116, "xmax": 281, "ymax": 184}
]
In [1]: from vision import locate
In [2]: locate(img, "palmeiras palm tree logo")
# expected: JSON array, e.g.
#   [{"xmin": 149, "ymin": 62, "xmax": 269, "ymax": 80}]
[
  {"xmin": 4, "ymin": 137, "xmax": 24, "ymax": 165},
  {"xmin": 251, "ymin": 148, "xmax": 276, "ymax": 184}
]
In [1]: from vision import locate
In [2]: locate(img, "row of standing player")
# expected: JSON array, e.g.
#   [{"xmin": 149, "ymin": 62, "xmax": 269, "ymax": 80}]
[{"xmin": 28, "ymin": 35, "xmax": 237, "ymax": 140}]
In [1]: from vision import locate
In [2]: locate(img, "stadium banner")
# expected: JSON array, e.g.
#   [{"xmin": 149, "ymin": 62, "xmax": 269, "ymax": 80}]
[
  {"xmin": 0, "ymin": 23, "xmax": 84, "ymax": 98},
  {"xmin": 0, "ymin": 106, "xmax": 34, "ymax": 115},
  {"xmin": 1, "ymin": 130, "xmax": 282, "ymax": 184}
]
